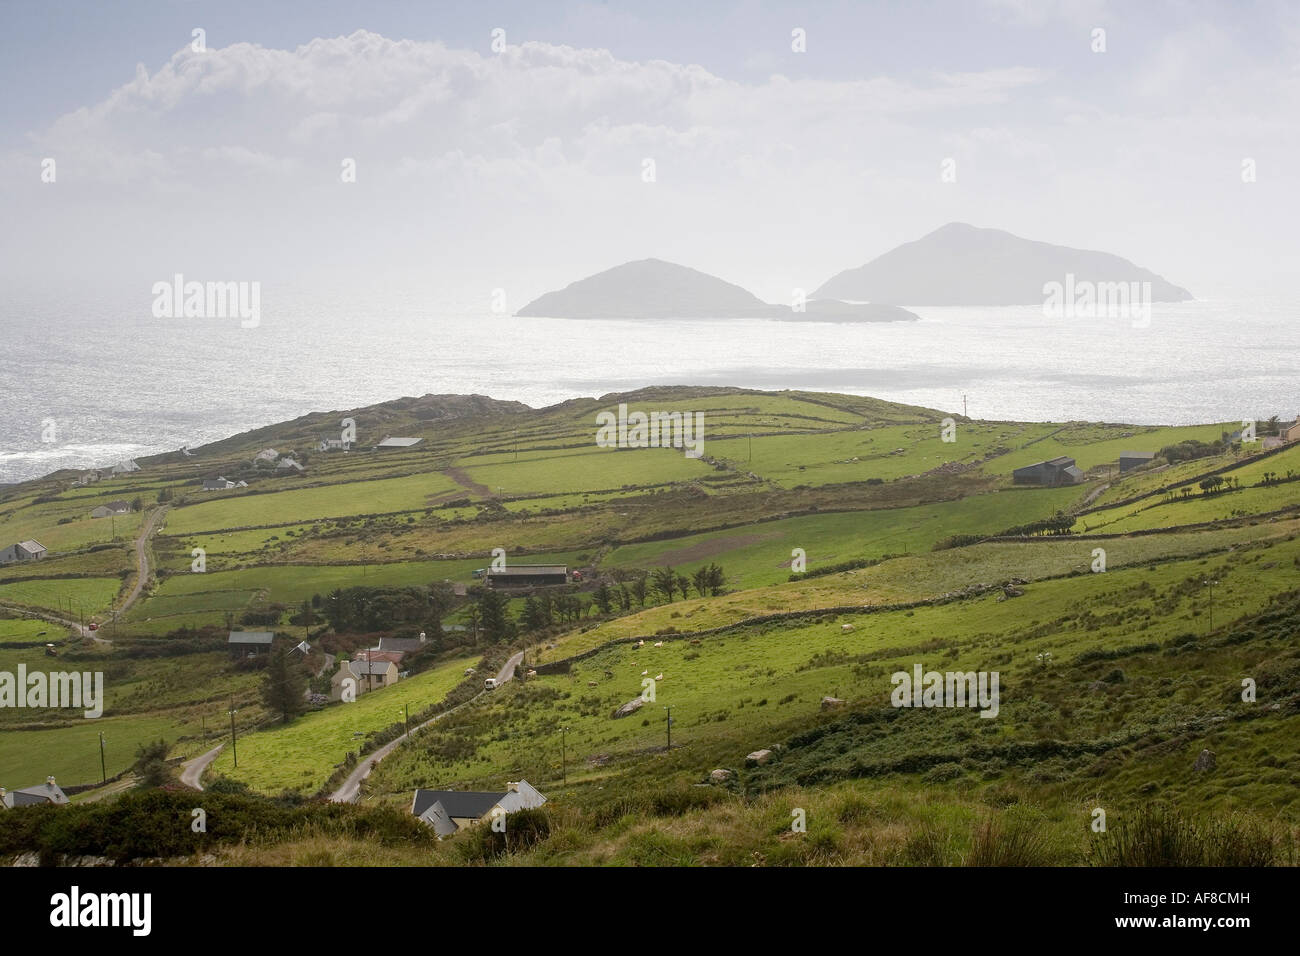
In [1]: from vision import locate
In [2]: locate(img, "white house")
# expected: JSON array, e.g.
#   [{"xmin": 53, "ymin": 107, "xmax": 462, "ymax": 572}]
[
  {"xmin": 0, "ymin": 540, "xmax": 47, "ymax": 565},
  {"xmin": 411, "ymin": 779, "xmax": 547, "ymax": 837},
  {"xmin": 1, "ymin": 776, "xmax": 69, "ymax": 809},
  {"xmin": 111, "ymin": 459, "xmax": 140, "ymax": 475}
]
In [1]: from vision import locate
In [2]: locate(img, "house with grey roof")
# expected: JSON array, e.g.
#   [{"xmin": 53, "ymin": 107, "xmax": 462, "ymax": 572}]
[
  {"xmin": 376, "ymin": 633, "xmax": 429, "ymax": 655},
  {"xmin": 411, "ymin": 779, "xmax": 547, "ymax": 837},
  {"xmin": 275, "ymin": 457, "xmax": 304, "ymax": 472},
  {"xmin": 0, "ymin": 540, "xmax": 47, "ymax": 565},
  {"xmin": 330, "ymin": 658, "xmax": 399, "ymax": 699},
  {"xmin": 91, "ymin": 500, "xmax": 132, "ymax": 518},
  {"xmin": 1, "ymin": 776, "xmax": 69, "ymax": 809},
  {"xmin": 227, "ymin": 630, "xmax": 275, "ymax": 658}
]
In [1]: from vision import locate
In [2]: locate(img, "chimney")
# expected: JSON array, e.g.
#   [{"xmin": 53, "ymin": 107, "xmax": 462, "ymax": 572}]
[
  {"xmin": 419, "ymin": 631, "xmax": 426, "ymax": 644},
  {"xmin": 46, "ymin": 775, "xmax": 56, "ymax": 788},
  {"xmin": 505, "ymin": 781, "xmax": 519, "ymax": 793}
]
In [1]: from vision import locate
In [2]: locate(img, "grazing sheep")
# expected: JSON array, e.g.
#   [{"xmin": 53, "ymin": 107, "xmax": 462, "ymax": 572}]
[
  {"xmin": 604, "ymin": 669, "xmax": 614, "ymax": 678},
  {"xmin": 841, "ymin": 623, "xmax": 855, "ymax": 633},
  {"xmin": 641, "ymin": 669, "xmax": 649, "ymax": 676},
  {"xmin": 655, "ymin": 673, "xmax": 664, "ymax": 681},
  {"xmin": 654, "ymin": 641, "xmax": 664, "ymax": 647}
]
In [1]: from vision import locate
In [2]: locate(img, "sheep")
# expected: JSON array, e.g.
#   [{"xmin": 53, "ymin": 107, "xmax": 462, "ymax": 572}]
[
  {"xmin": 641, "ymin": 669, "xmax": 649, "ymax": 676},
  {"xmin": 653, "ymin": 641, "xmax": 664, "ymax": 647},
  {"xmin": 655, "ymin": 673, "xmax": 664, "ymax": 681}
]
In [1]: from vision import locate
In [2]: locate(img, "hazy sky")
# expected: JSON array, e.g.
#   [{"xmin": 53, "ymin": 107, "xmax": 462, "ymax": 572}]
[{"xmin": 2, "ymin": 0, "xmax": 1297, "ymax": 305}]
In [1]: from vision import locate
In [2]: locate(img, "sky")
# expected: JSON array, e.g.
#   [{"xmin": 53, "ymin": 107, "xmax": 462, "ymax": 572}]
[{"xmin": 1, "ymin": 0, "xmax": 1297, "ymax": 305}]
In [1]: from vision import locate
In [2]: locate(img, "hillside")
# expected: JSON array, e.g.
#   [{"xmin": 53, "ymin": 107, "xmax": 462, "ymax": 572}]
[
  {"xmin": 2, "ymin": 386, "xmax": 1298, "ymax": 867},
  {"xmin": 815, "ymin": 223, "xmax": 1194, "ymax": 306},
  {"xmin": 517, "ymin": 258, "xmax": 918, "ymax": 322}
]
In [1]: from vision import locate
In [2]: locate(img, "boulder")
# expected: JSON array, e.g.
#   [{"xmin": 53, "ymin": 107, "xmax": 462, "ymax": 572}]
[
  {"xmin": 1193, "ymin": 749, "xmax": 1217, "ymax": 772},
  {"xmin": 611, "ymin": 697, "xmax": 645, "ymax": 719},
  {"xmin": 746, "ymin": 749, "xmax": 774, "ymax": 767},
  {"xmin": 710, "ymin": 769, "xmax": 734, "ymax": 783},
  {"xmin": 821, "ymin": 696, "xmax": 846, "ymax": 711}
]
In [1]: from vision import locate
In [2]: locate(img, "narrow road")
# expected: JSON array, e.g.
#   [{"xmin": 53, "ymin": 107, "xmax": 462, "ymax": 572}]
[
  {"xmin": 180, "ymin": 743, "xmax": 224, "ymax": 791},
  {"xmin": 329, "ymin": 651, "xmax": 524, "ymax": 804},
  {"xmin": 120, "ymin": 505, "xmax": 168, "ymax": 616},
  {"xmin": 0, "ymin": 505, "xmax": 165, "ymax": 645}
]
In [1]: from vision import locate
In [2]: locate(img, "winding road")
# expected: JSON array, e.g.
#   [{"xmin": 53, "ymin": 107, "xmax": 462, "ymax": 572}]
[
  {"xmin": 180, "ymin": 743, "xmax": 224, "ymax": 790},
  {"xmin": 328, "ymin": 651, "xmax": 523, "ymax": 804}
]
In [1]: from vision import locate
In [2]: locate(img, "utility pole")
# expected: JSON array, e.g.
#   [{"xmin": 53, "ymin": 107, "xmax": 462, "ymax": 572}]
[
  {"xmin": 963, "ymin": 393, "xmax": 967, "ymax": 418},
  {"xmin": 665, "ymin": 706, "xmax": 672, "ymax": 750},
  {"xmin": 561, "ymin": 727, "xmax": 568, "ymax": 786},
  {"xmin": 229, "ymin": 695, "xmax": 238, "ymax": 767},
  {"xmin": 99, "ymin": 732, "xmax": 107, "ymax": 783},
  {"xmin": 1204, "ymin": 579, "xmax": 1218, "ymax": 632},
  {"xmin": 748, "ymin": 433, "xmax": 752, "ymax": 462}
]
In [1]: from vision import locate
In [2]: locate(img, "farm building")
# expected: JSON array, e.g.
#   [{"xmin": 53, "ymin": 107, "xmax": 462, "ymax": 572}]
[
  {"xmin": 1118, "ymin": 451, "xmax": 1155, "ymax": 473},
  {"xmin": 227, "ymin": 631, "xmax": 275, "ymax": 658},
  {"xmin": 1012, "ymin": 457, "xmax": 1084, "ymax": 487},
  {"xmin": 319, "ymin": 438, "xmax": 351, "ymax": 452},
  {"xmin": 411, "ymin": 779, "xmax": 547, "ymax": 837},
  {"xmin": 254, "ymin": 448, "xmax": 279, "ymax": 462},
  {"xmin": 376, "ymin": 436, "xmax": 423, "ymax": 449},
  {"xmin": 201, "ymin": 477, "xmax": 244, "ymax": 491},
  {"xmin": 0, "ymin": 540, "xmax": 47, "ymax": 565},
  {"xmin": 275, "ymin": 457, "xmax": 304, "ymax": 472},
  {"xmin": 1, "ymin": 776, "xmax": 69, "ymax": 809},
  {"xmin": 111, "ymin": 459, "xmax": 140, "ymax": 475},
  {"xmin": 486, "ymin": 565, "xmax": 569, "ymax": 588},
  {"xmin": 1281, "ymin": 418, "xmax": 1300, "ymax": 443},
  {"xmin": 90, "ymin": 500, "xmax": 131, "ymax": 518}
]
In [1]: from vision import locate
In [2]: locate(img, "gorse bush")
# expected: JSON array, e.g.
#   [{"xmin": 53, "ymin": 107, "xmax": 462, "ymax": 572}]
[{"xmin": 1088, "ymin": 804, "xmax": 1288, "ymax": 867}]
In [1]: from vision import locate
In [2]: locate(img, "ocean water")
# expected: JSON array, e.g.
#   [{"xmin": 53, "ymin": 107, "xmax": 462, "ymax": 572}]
[{"xmin": 0, "ymin": 284, "xmax": 1294, "ymax": 484}]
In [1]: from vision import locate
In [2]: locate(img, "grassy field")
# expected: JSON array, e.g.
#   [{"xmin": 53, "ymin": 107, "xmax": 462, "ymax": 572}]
[
  {"xmin": 207, "ymin": 654, "xmax": 477, "ymax": 795},
  {"xmin": 1, "ymin": 385, "xmax": 1298, "ymax": 866}
]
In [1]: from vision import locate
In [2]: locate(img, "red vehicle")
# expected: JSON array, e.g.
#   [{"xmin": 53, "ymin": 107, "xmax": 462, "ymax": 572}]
[
  {"xmin": 571, "ymin": 570, "xmax": 583, "ymax": 582},
  {"xmin": 88, "ymin": 623, "xmax": 99, "ymax": 631}
]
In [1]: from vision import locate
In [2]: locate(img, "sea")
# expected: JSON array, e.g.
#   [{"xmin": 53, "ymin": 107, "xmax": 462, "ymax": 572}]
[{"xmin": 1, "ymin": 284, "xmax": 1294, "ymax": 485}]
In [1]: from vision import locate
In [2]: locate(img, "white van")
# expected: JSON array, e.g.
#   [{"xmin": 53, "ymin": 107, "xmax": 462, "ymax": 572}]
[{"xmin": 484, "ymin": 678, "xmax": 498, "ymax": 690}]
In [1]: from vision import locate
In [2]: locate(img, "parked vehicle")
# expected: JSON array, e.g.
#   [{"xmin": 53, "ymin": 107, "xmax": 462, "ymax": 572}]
[{"xmin": 484, "ymin": 678, "xmax": 498, "ymax": 690}]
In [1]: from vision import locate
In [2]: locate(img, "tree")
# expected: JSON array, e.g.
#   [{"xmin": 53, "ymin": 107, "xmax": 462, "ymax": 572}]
[
  {"xmin": 675, "ymin": 572, "xmax": 692, "ymax": 601},
  {"xmin": 630, "ymin": 575, "xmax": 648, "ymax": 608},
  {"xmin": 692, "ymin": 566, "xmax": 711, "ymax": 597},
  {"xmin": 133, "ymin": 739, "xmax": 172, "ymax": 789},
  {"xmin": 652, "ymin": 566, "xmax": 677, "ymax": 603},
  {"xmin": 594, "ymin": 582, "xmax": 613, "ymax": 615},
  {"xmin": 261, "ymin": 641, "xmax": 309, "ymax": 723},
  {"xmin": 478, "ymin": 588, "xmax": 514, "ymax": 642},
  {"xmin": 706, "ymin": 562, "xmax": 726, "ymax": 596},
  {"xmin": 466, "ymin": 604, "xmax": 482, "ymax": 643},
  {"xmin": 131, "ymin": 496, "xmax": 143, "ymax": 512},
  {"xmin": 617, "ymin": 583, "xmax": 632, "ymax": 611}
]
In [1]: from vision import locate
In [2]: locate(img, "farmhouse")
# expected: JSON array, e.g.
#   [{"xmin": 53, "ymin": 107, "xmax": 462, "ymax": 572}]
[
  {"xmin": 1012, "ymin": 457, "xmax": 1084, "ymax": 487},
  {"xmin": 331, "ymin": 658, "xmax": 399, "ymax": 698},
  {"xmin": 1281, "ymin": 418, "xmax": 1300, "ymax": 443},
  {"xmin": 90, "ymin": 500, "xmax": 131, "ymax": 518},
  {"xmin": 376, "ymin": 633, "xmax": 429, "ymax": 655},
  {"xmin": 486, "ymin": 565, "xmax": 569, "ymax": 588},
  {"xmin": 0, "ymin": 540, "xmax": 47, "ymax": 565},
  {"xmin": 411, "ymin": 779, "xmax": 547, "ymax": 837},
  {"xmin": 275, "ymin": 457, "xmax": 304, "ymax": 472},
  {"xmin": 1, "ymin": 776, "xmax": 69, "ymax": 809},
  {"xmin": 201, "ymin": 477, "xmax": 243, "ymax": 491},
  {"xmin": 1118, "ymin": 451, "xmax": 1155, "ymax": 473},
  {"xmin": 376, "ymin": 436, "xmax": 423, "ymax": 449},
  {"xmin": 227, "ymin": 631, "xmax": 275, "ymax": 658},
  {"xmin": 111, "ymin": 459, "xmax": 140, "ymax": 475}
]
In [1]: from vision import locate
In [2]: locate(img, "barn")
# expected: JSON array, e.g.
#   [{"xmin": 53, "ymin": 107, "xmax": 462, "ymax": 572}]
[{"xmin": 1012, "ymin": 456, "xmax": 1084, "ymax": 487}]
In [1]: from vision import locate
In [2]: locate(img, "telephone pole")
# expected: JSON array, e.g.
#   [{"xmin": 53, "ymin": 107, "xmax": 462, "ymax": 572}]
[
  {"xmin": 99, "ymin": 732, "xmax": 107, "ymax": 783},
  {"xmin": 229, "ymin": 695, "xmax": 238, "ymax": 767},
  {"xmin": 561, "ymin": 727, "xmax": 568, "ymax": 786},
  {"xmin": 665, "ymin": 706, "xmax": 672, "ymax": 750}
]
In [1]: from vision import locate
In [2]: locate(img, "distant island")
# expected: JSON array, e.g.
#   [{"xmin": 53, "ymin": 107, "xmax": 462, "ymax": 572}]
[
  {"xmin": 516, "ymin": 258, "xmax": 919, "ymax": 322},
  {"xmin": 814, "ymin": 222, "xmax": 1194, "ymax": 306}
]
